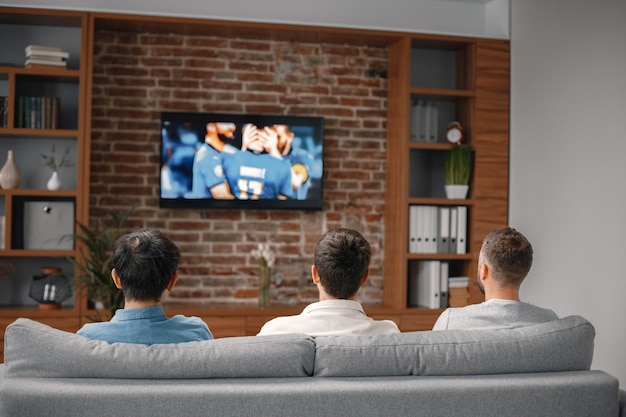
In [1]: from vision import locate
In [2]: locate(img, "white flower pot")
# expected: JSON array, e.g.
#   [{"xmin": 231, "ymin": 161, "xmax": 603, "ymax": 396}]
[{"xmin": 445, "ymin": 184, "xmax": 469, "ymax": 199}]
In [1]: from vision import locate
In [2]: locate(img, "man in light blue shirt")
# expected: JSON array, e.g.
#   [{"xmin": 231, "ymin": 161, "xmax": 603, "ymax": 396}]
[{"xmin": 77, "ymin": 229, "xmax": 212, "ymax": 344}]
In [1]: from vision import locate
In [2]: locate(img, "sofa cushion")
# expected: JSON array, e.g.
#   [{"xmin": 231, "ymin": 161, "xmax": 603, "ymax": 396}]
[
  {"xmin": 313, "ymin": 315, "xmax": 594, "ymax": 377},
  {"xmin": 4, "ymin": 318, "xmax": 315, "ymax": 379}
]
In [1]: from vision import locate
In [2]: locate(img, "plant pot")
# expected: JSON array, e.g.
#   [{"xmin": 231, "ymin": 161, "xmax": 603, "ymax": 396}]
[{"xmin": 445, "ymin": 184, "xmax": 469, "ymax": 199}]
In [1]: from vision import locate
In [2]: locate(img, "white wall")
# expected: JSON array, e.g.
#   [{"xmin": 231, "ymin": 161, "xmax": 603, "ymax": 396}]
[
  {"xmin": 510, "ymin": 0, "xmax": 626, "ymax": 386},
  {"xmin": 0, "ymin": 0, "xmax": 509, "ymax": 39}
]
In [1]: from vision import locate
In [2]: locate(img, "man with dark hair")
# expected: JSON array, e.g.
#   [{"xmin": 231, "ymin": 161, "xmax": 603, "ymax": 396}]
[
  {"xmin": 77, "ymin": 229, "xmax": 213, "ymax": 344},
  {"xmin": 433, "ymin": 227, "xmax": 558, "ymax": 330},
  {"xmin": 257, "ymin": 228, "xmax": 400, "ymax": 336}
]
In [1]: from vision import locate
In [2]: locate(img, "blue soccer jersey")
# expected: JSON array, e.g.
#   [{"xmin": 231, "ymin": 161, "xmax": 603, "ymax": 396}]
[
  {"xmin": 222, "ymin": 151, "xmax": 294, "ymax": 199},
  {"xmin": 186, "ymin": 143, "xmax": 236, "ymax": 198}
]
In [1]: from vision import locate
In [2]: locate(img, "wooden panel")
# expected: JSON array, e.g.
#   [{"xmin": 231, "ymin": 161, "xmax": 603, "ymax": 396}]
[
  {"xmin": 399, "ymin": 310, "xmax": 441, "ymax": 331},
  {"xmin": 471, "ymin": 38, "xmax": 510, "ymax": 250},
  {"xmin": 198, "ymin": 316, "xmax": 246, "ymax": 338},
  {"xmin": 246, "ymin": 314, "xmax": 282, "ymax": 336},
  {"xmin": 383, "ymin": 36, "xmax": 412, "ymax": 308}
]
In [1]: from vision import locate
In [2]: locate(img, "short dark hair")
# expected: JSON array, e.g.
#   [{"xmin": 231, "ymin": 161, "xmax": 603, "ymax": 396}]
[
  {"xmin": 314, "ymin": 228, "xmax": 370, "ymax": 299},
  {"xmin": 480, "ymin": 227, "xmax": 533, "ymax": 286},
  {"xmin": 111, "ymin": 229, "xmax": 180, "ymax": 302}
]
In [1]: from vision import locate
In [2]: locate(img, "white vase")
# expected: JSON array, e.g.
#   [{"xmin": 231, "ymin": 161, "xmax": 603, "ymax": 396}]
[
  {"xmin": 445, "ymin": 184, "xmax": 469, "ymax": 199},
  {"xmin": 46, "ymin": 171, "xmax": 63, "ymax": 190},
  {"xmin": 0, "ymin": 150, "xmax": 22, "ymax": 189}
]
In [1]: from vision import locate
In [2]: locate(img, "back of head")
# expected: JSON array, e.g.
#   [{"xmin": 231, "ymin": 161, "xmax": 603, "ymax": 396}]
[
  {"xmin": 111, "ymin": 229, "xmax": 180, "ymax": 302},
  {"xmin": 314, "ymin": 228, "xmax": 370, "ymax": 299},
  {"xmin": 480, "ymin": 227, "xmax": 533, "ymax": 287}
]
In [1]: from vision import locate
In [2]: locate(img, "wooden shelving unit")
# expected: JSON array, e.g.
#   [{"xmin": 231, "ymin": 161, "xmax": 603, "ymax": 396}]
[
  {"xmin": 0, "ymin": 7, "xmax": 91, "ymax": 361},
  {"xmin": 0, "ymin": 6, "xmax": 509, "ymax": 362},
  {"xmin": 383, "ymin": 35, "xmax": 510, "ymax": 329}
]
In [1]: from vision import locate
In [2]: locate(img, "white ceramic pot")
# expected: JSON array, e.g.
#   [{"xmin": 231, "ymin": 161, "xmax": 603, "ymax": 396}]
[{"xmin": 445, "ymin": 184, "xmax": 469, "ymax": 199}]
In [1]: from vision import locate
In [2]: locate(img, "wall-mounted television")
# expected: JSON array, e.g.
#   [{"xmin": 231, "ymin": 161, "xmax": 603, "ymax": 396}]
[{"xmin": 160, "ymin": 112, "xmax": 324, "ymax": 210}]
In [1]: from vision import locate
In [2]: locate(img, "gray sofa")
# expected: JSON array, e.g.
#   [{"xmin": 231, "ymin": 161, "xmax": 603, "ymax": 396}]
[{"xmin": 0, "ymin": 315, "xmax": 622, "ymax": 417}]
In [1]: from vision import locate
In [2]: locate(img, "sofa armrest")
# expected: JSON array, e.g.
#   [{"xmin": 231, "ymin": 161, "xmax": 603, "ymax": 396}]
[{"xmin": 619, "ymin": 389, "xmax": 626, "ymax": 417}]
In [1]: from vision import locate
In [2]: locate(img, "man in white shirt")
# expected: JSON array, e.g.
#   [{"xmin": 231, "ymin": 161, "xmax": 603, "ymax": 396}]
[
  {"xmin": 433, "ymin": 227, "xmax": 558, "ymax": 330},
  {"xmin": 257, "ymin": 228, "xmax": 400, "ymax": 336}
]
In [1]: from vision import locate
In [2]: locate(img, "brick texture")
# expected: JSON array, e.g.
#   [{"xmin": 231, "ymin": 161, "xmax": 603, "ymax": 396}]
[{"xmin": 90, "ymin": 30, "xmax": 388, "ymax": 306}]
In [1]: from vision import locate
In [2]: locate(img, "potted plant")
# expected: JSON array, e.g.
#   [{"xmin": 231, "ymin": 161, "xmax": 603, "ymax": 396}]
[
  {"xmin": 444, "ymin": 145, "xmax": 472, "ymax": 199},
  {"xmin": 67, "ymin": 208, "xmax": 133, "ymax": 321}
]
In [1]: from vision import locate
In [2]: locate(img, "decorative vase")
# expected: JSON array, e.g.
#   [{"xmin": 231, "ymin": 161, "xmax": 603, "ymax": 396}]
[
  {"xmin": 46, "ymin": 171, "xmax": 63, "ymax": 190},
  {"xmin": 258, "ymin": 264, "xmax": 270, "ymax": 309},
  {"xmin": 445, "ymin": 184, "xmax": 469, "ymax": 199},
  {"xmin": 0, "ymin": 150, "xmax": 22, "ymax": 189}
]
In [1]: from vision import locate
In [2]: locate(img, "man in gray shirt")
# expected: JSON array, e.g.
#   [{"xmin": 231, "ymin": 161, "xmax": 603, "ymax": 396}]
[{"xmin": 433, "ymin": 227, "xmax": 558, "ymax": 330}]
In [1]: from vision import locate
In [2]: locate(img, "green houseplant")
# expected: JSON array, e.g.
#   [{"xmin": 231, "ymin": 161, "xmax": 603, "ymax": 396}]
[
  {"xmin": 444, "ymin": 145, "xmax": 472, "ymax": 198},
  {"xmin": 68, "ymin": 208, "xmax": 133, "ymax": 321}
]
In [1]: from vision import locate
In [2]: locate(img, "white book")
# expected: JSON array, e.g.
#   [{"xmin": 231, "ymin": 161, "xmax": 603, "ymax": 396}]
[
  {"xmin": 440, "ymin": 261, "xmax": 449, "ymax": 308},
  {"xmin": 408, "ymin": 205, "xmax": 418, "ymax": 253},
  {"xmin": 409, "ymin": 260, "xmax": 441, "ymax": 309},
  {"xmin": 25, "ymin": 45, "xmax": 69, "ymax": 59},
  {"xmin": 428, "ymin": 205, "xmax": 439, "ymax": 253},
  {"xmin": 416, "ymin": 205, "xmax": 426, "ymax": 253},
  {"xmin": 25, "ymin": 44, "xmax": 63, "ymax": 53},
  {"xmin": 450, "ymin": 206, "xmax": 458, "ymax": 253},
  {"xmin": 27, "ymin": 53, "xmax": 68, "ymax": 61},
  {"xmin": 421, "ymin": 260, "xmax": 441, "ymax": 309},
  {"xmin": 410, "ymin": 99, "xmax": 421, "ymax": 142},
  {"xmin": 456, "ymin": 206, "xmax": 467, "ymax": 254},
  {"xmin": 418, "ymin": 99, "xmax": 428, "ymax": 142},
  {"xmin": 427, "ymin": 101, "xmax": 438, "ymax": 142},
  {"xmin": 449, "ymin": 276, "xmax": 469, "ymax": 288},
  {"xmin": 437, "ymin": 206, "xmax": 450, "ymax": 253},
  {"xmin": 25, "ymin": 58, "xmax": 67, "ymax": 67}
]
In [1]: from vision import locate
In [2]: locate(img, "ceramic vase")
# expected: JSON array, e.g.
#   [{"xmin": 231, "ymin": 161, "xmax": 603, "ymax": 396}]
[
  {"xmin": 258, "ymin": 264, "xmax": 270, "ymax": 309},
  {"xmin": 0, "ymin": 150, "xmax": 22, "ymax": 189},
  {"xmin": 46, "ymin": 171, "xmax": 63, "ymax": 190}
]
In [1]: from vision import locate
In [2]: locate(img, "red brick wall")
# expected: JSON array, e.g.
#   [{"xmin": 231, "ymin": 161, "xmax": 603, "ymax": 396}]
[{"xmin": 90, "ymin": 30, "xmax": 388, "ymax": 305}]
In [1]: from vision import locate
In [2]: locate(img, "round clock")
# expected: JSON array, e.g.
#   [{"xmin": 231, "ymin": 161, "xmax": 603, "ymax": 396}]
[{"xmin": 446, "ymin": 121, "xmax": 464, "ymax": 144}]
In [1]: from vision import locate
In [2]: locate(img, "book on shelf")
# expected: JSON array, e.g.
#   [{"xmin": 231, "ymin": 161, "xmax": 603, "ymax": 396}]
[
  {"xmin": 16, "ymin": 96, "xmax": 60, "ymax": 129},
  {"xmin": 409, "ymin": 99, "xmax": 438, "ymax": 143},
  {"xmin": 24, "ymin": 44, "xmax": 69, "ymax": 68},
  {"xmin": 448, "ymin": 276, "xmax": 470, "ymax": 307},
  {"xmin": 408, "ymin": 205, "xmax": 468, "ymax": 254},
  {"xmin": 0, "ymin": 97, "xmax": 7, "ymax": 128},
  {"xmin": 25, "ymin": 57, "xmax": 67, "ymax": 67},
  {"xmin": 408, "ymin": 260, "xmax": 450, "ymax": 309}
]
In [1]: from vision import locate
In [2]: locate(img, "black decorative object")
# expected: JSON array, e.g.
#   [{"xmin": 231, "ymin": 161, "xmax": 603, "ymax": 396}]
[{"xmin": 29, "ymin": 267, "xmax": 72, "ymax": 309}]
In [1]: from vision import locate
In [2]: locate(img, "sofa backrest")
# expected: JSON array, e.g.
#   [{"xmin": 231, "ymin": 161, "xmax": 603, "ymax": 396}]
[
  {"xmin": 3, "ymin": 318, "xmax": 315, "ymax": 378},
  {"xmin": 3, "ymin": 315, "xmax": 594, "ymax": 379},
  {"xmin": 313, "ymin": 315, "xmax": 595, "ymax": 376}
]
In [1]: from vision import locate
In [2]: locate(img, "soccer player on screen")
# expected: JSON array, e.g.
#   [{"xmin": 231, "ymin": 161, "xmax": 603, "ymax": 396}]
[
  {"xmin": 221, "ymin": 123, "xmax": 294, "ymax": 200},
  {"xmin": 185, "ymin": 122, "xmax": 237, "ymax": 199}
]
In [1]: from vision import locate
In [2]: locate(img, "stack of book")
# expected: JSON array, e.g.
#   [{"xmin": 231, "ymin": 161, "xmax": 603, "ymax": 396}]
[
  {"xmin": 448, "ymin": 276, "xmax": 469, "ymax": 307},
  {"xmin": 24, "ymin": 45, "xmax": 69, "ymax": 68}
]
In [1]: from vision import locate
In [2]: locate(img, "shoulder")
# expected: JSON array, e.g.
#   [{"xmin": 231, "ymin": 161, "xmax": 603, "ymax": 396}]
[
  {"xmin": 76, "ymin": 321, "xmax": 110, "ymax": 338},
  {"xmin": 257, "ymin": 315, "xmax": 302, "ymax": 336}
]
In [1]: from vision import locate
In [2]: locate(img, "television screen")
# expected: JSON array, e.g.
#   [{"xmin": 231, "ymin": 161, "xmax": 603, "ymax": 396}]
[{"xmin": 160, "ymin": 112, "xmax": 324, "ymax": 210}]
